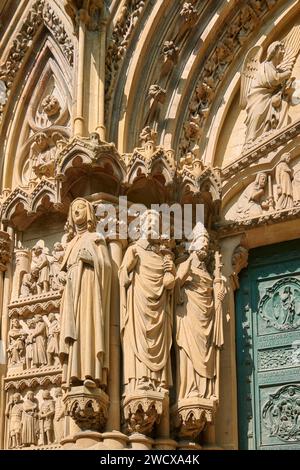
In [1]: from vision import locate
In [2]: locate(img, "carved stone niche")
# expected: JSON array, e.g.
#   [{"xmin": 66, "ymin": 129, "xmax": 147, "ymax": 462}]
[
  {"xmin": 172, "ymin": 398, "xmax": 217, "ymax": 441},
  {"xmin": 123, "ymin": 391, "xmax": 167, "ymax": 436},
  {"xmin": 63, "ymin": 386, "xmax": 109, "ymax": 432}
]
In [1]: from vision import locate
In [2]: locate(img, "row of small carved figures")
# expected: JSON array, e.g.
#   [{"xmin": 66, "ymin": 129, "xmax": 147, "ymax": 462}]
[
  {"xmin": 5, "ymin": 388, "xmax": 64, "ymax": 449},
  {"xmin": 7, "ymin": 314, "xmax": 60, "ymax": 369},
  {"xmin": 18, "ymin": 242, "xmax": 65, "ymax": 298}
]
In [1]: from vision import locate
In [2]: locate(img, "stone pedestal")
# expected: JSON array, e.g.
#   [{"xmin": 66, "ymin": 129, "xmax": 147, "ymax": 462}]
[
  {"xmin": 172, "ymin": 397, "xmax": 217, "ymax": 442},
  {"xmin": 123, "ymin": 390, "xmax": 167, "ymax": 436},
  {"xmin": 63, "ymin": 386, "xmax": 109, "ymax": 434},
  {"xmin": 73, "ymin": 431, "xmax": 102, "ymax": 449},
  {"xmin": 153, "ymin": 438, "xmax": 177, "ymax": 450},
  {"xmin": 102, "ymin": 431, "xmax": 129, "ymax": 449},
  {"xmin": 128, "ymin": 433, "xmax": 154, "ymax": 450}
]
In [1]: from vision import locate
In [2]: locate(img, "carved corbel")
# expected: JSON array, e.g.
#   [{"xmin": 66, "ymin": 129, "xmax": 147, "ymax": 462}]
[
  {"xmin": 123, "ymin": 391, "xmax": 167, "ymax": 436},
  {"xmin": 231, "ymin": 243, "xmax": 249, "ymax": 290},
  {"xmin": 63, "ymin": 386, "xmax": 109, "ymax": 432},
  {"xmin": 64, "ymin": 0, "xmax": 104, "ymax": 32},
  {"xmin": 172, "ymin": 398, "xmax": 217, "ymax": 441}
]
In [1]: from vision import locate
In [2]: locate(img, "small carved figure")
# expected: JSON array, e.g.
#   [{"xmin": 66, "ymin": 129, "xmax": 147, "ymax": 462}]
[
  {"xmin": 293, "ymin": 164, "xmax": 300, "ymax": 204},
  {"xmin": 31, "ymin": 243, "xmax": 50, "ymax": 294},
  {"xmin": 39, "ymin": 390, "xmax": 55, "ymax": 445},
  {"xmin": 21, "ymin": 391, "xmax": 39, "ymax": 447},
  {"xmin": 53, "ymin": 388, "xmax": 65, "ymax": 443},
  {"xmin": 31, "ymin": 315, "xmax": 47, "ymax": 367},
  {"xmin": 236, "ymin": 172, "xmax": 269, "ymax": 219},
  {"xmin": 49, "ymin": 242, "xmax": 65, "ymax": 291},
  {"xmin": 7, "ymin": 318, "xmax": 25, "ymax": 366},
  {"xmin": 5, "ymin": 393, "xmax": 23, "ymax": 448},
  {"xmin": 46, "ymin": 313, "xmax": 60, "ymax": 366},
  {"xmin": 20, "ymin": 268, "xmax": 39, "ymax": 297},
  {"xmin": 275, "ymin": 153, "xmax": 293, "ymax": 210}
]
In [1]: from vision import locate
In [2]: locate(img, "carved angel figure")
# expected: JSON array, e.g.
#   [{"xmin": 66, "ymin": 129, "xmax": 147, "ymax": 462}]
[{"xmin": 240, "ymin": 27, "xmax": 300, "ymax": 145}]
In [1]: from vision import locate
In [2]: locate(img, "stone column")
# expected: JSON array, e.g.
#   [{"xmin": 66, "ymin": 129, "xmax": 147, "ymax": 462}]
[{"xmin": 0, "ymin": 229, "xmax": 12, "ymax": 450}]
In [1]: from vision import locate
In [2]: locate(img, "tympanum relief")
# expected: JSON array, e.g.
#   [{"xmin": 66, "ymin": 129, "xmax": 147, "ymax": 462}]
[{"xmin": 225, "ymin": 152, "xmax": 300, "ymax": 221}]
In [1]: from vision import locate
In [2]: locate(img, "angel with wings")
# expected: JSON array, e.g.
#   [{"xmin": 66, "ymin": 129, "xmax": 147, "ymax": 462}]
[{"xmin": 240, "ymin": 26, "xmax": 300, "ymax": 146}]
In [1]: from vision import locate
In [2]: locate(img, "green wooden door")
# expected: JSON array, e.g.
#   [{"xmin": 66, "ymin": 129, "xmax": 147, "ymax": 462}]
[{"xmin": 236, "ymin": 239, "xmax": 300, "ymax": 450}]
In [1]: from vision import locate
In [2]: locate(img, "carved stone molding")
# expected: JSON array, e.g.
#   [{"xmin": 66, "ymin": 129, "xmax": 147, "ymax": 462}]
[
  {"xmin": 179, "ymin": 0, "xmax": 278, "ymax": 158},
  {"xmin": 123, "ymin": 391, "xmax": 167, "ymax": 436},
  {"xmin": 105, "ymin": 1, "xmax": 147, "ymax": 106},
  {"xmin": 5, "ymin": 372, "xmax": 61, "ymax": 391},
  {"xmin": 8, "ymin": 292, "xmax": 61, "ymax": 318},
  {"xmin": 222, "ymin": 120, "xmax": 300, "ymax": 182},
  {"xmin": 217, "ymin": 204, "xmax": 300, "ymax": 237},
  {"xmin": 64, "ymin": 386, "xmax": 109, "ymax": 432},
  {"xmin": 0, "ymin": 230, "xmax": 12, "ymax": 271},
  {"xmin": 172, "ymin": 397, "xmax": 217, "ymax": 440},
  {"xmin": 43, "ymin": 3, "xmax": 74, "ymax": 65},
  {"xmin": 0, "ymin": 0, "xmax": 74, "ymax": 123}
]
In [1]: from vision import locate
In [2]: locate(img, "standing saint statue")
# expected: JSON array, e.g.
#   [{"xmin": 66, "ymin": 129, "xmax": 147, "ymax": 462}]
[
  {"xmin": 59, "ymin": 198, "xmax": 112, "ymax": 389},
  {"xmin": 5, "ymin": 393, "xmax": 23, "ymax": 448},
  {"xmin": 275, "ymin": 153, "xmax": 294, "ymax": 210},
  {"xmin": 120, "ymin": 210, "xmax": 174, "ymax": 395},
  {"xmin": 175, "ymin": 225, "xmax": 225, "ymax": 400}
]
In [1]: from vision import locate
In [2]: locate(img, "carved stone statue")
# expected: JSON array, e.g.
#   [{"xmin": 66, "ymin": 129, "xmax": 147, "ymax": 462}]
[
  {"xmin": 46, "ymin": 313, "xmax": 60, "ymax": 366},
  {"xmin": 31, "ymin": 243, "xmax": 50, "ymax": 294},
  {"xmin": 175, "ymin": 225, "xmax": 225, "ymax": 400},
  {"xmin": 5, "ymin": 393, "xmax": 23, "ymax": 448},
  {"xmin": 293, "ymin": 163, "xmax": 300, "ymax": 204},
  {"xmin": 24, "ymin": 319, "xmax": 35, "ymax": 369},
  {"xmin": 49, "ymin": 242, "xmax": 65, "ymax": 291},
  {"xmin": 240, "ymin": 37, "xmax": 300, "ymax": 145},
  {"xmin": 30, "ymin": 315, "xmax": 47, "ymax": 368},
  {"xmin": 20, "ymin": 268, "xmax": 39, "ymax": 297},
  {"xmin": 29, "ymin": 132, "xmax": 56, "ymax": 180},
  {"xmin": 59, "ymin": 198, "xmax": 112, "ymax": 389},
  {"xmin": 39, "ymin": 390, "xmax": 55, "ymax": 445},
  {"xmin": 21, "ymin": 391, "xmax": 39, "ymax": 447},
  {"xmin": 275, "ymin": 153, "xmax": 293, "ymax": 210},
  {"xmin": 53, "ymin": 388, "xmax": 65, "ymax": 443},
  {"xmin": 7, "ymin": 318, "xmax": 25, "ymax": 366},
  {"xmin": 236, "ymin": 172, "xmax": 269, "ymax": 219},
  {"xmin": 120, "ymin": 210, "xmax": 174, "ymax": 394}
]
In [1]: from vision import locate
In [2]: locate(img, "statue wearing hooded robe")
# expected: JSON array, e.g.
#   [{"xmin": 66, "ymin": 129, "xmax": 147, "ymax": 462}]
[{"xmin": 59, "ymin": 198, "xmax": 112, "ymax": 389}]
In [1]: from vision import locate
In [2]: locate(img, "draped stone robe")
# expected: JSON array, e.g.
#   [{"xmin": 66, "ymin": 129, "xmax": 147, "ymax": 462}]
[
  {"xmin": 245, "ymin": 61, "xmax": 289, "ymax": 143},
  {"xmin": 59, "ymin": 231, "xmax": 111, "ymax": 387},
  {"xmin": 120, "ymin": 239, "xmax": 173, "ymax": 394},
  {"xmin": 176, "ymin": 256, "xmax": 216, "ymax": 399}
]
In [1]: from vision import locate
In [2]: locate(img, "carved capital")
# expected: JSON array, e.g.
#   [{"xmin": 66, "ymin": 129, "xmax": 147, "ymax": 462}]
[
  {"xmin": 123, "ymin": 391, "xmax": 167, "ymax": 436},
  {"xmin": 172, "ymin": 397, "xmax": 217, "ymax": 440},
  {"xmin": 63, "ymin": 386, "xmax": 109, "ymax": 432},
  {"xmin": 0, "ymin": 231, "xmax": 12, "ymax": 271},
  {"xmin": 64, "ymin": 0, "xmax": 104, "ymax": 32}
]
